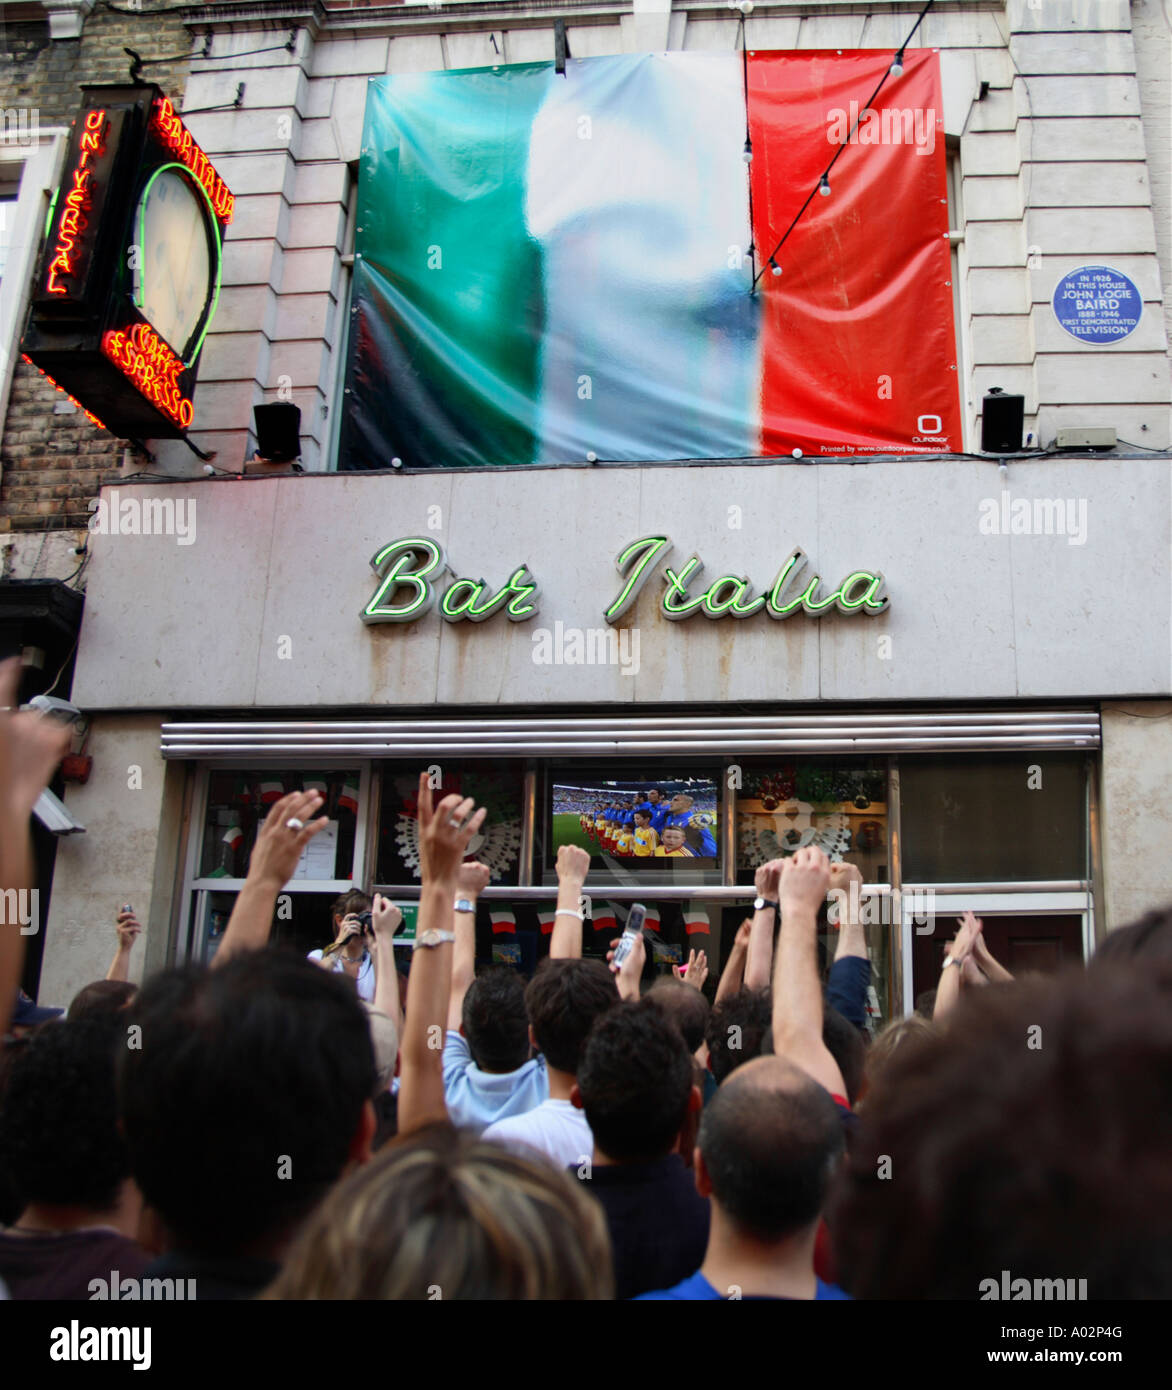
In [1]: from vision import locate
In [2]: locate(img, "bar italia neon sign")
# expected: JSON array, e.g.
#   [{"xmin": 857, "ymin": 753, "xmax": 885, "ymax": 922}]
[{"xmin": 361, "ymin": 534, "xmax": 888, "ymax": 625}]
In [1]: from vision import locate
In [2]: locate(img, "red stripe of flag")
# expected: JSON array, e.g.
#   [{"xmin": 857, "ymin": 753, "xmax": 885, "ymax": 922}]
[
  {"xmin": 592, "ymin": 909, "xmax": 617, "ymax": 935},
  {"xmin": 490, "ymin": 911, "xmax": 516, "ymax": 936},
  {"xmin": 538, "ymin": 911, "xmax": 556, "ymax": 936},
  {"xmin": 684, "ymin": 908, "xmax": 710, "ymax": 937}
]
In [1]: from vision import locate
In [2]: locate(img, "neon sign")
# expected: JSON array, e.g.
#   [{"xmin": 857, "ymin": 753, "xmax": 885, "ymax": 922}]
[
  {"xmin": 605, "ymin": 535, "xmax": 888, "ymax": 623},
  {"xmin": 150, "ymin": 98, "xmax": 234, "ymax": 225},
  {"xmin": 101, "ymin": 322, "xmax": 195, "ymax": 429},
  {"xmin": 44, "ymin": 108, "xmax": 108, "ymax": 297},
  {"xmin": 361, "ymin": 535, "xmax": 889, "ymax": 626},
  {"xmin": 361, "ymin": 538, "xmax": 540, "ymax": 625}
]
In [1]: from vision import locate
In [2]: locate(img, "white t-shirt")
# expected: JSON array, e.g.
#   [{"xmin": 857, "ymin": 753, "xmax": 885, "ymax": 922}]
[
  {"xmin": 482, "ymin": 1099, "xmax": 593, "ymax": 1171},
  {"xmin": 307, "ymin": 948, "xmax": 376, "ymax": 1002}
]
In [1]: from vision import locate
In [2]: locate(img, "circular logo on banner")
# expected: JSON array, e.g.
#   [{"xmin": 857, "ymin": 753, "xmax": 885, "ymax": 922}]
[{"xmin": 1052, "ymin": 265, "xmax": 1142, "ymax": 345}]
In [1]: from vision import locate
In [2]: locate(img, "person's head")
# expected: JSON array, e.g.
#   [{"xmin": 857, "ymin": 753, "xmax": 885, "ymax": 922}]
[
  {"xmin": 461, "ymin": 967, "xmax": 530, "ymax": 1074},
  {"xmin": 914, "ymin": 989, "xmax": 937, "ymax": 1019},
  {"xmin": 830, "ymin": 965, "xmax": 1172, "ymax": 1298},
  {"xmin": 697, "ymin": 1056, "xmax": 844, "ymax": 1242},
  {"xmin": 118, "ymin": 949, "xmax": 376, "ymax": 1258},
  {"xmin": 863, "ymin": 1013, "xmax": 938, "ymax": 1097},
  {"xmin": 360, "ymin": 1003, "xmax": 399, "ymax": 1095},
  {"xmin": 524, "ymin": 958, "xmax": 619, "ymax": 1076},
  {"xmin": 0, "ymin": 1017, "xmax": 130, "ymax": 1213},
  {"xmin": 647, "ymin": 977, "xmax": 710, "ymax": 1054},
  {"xmin": 264, "ymin": 1123, "xmax": 613, "ymax": 1299},
  {"xmin": 68, "ymin": 979, "xmax": 138, "ymax": 1023},
  {"xmin": 647, "ymin": 789, "xmax": 662, "ymax": 804},
  {"xmin": 574, "ymin": 1000, "xmax": 699, "ymax": 1163},
  {"xmin": 1092, "ymin": 906, "xmax": 1172, "ymax": 971},
  {"xmin": 669, "ymin": 792, "xmax": 693, "ymax": 813},
  {"xmin": 705, "ymin": 987, "xmax": 772, "ymax": 1084},
  {"xmin": 329, "ymin": 888, "xmax": 371, "ymax": 933},
  {"xmin": 661, "ymin": 826, "xmax": 686, "ymax": 853},
  {"xmin": 634, "ymin": 810, "xmax": 651, "ymax": 828}
]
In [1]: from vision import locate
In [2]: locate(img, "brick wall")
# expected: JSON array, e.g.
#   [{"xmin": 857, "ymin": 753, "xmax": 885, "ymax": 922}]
[{"xmin": 0, "ymin": 3, "xmax": 192, "ymax": 533}]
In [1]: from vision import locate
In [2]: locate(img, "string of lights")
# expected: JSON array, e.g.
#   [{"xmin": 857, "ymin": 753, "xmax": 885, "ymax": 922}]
[{"xmin": 750, "ymin": 0, "xmax": 937, "ymax": 292}]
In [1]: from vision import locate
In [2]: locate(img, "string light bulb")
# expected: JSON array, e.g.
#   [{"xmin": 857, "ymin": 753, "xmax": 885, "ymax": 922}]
[
  {"xmin": 769, "ymin": 257, "xmax": 782, "ymax": 277},
  {"xmin": 890, "ymin": 51, "xmax": 904, "ymax": 77},
  {"xmin": 742, "ymin": 138, "xmax": 753, "ymax": 164},
  {"xmin": 819, "ymin": 174, "xmax": 831, "ymax": 196}
]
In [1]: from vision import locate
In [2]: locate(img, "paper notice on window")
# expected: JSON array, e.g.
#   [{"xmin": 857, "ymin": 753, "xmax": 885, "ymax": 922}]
[{"xmin": 293, "ymin": 819, "xmax": 338, "ymax": 879}]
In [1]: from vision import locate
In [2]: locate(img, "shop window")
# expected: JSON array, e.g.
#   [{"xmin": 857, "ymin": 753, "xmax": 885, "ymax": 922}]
[
  {"xmin": 198, "ymin": 768, "xmax": 361, "ymax": 882},
  {"xmin": 899, "ymin": 755, "xmax": 1087, "ymax": 883},
  {"xmin": 376, "ymin": 762, "xmax": 526, "ymax": 887},
  {"xmin": 735, "ymin": 759, "xmax": 889, "ymax": 883}
]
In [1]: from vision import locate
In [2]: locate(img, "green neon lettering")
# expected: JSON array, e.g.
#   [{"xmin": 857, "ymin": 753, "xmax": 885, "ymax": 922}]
[
  {"xmin": 766, "ymin": 550, "xmax": 808, "ymax": 618},
  {"xmin": 661, "ymin": 558, "xmax": 707, "ymax": 620},
  {"xmin": 702, "ymin": 576, "xmax": 765, "ymax": 619},
  {"xmin": 605, "ymin": 535, "xmax": 673, "ymax": 624},
  {"xmin": 800, "ymin": 577, "xmax": 838, "ymax": 613},
  {"xmin": 836, "ymin": 571, "xmax": 889, "ymax": 613},
  {"xmin": 503, "ymin": 566, "xmax": 540, "ymax": 621},
  {"xmin": 440, "ymin": 577, "xmax": 490, "ymax": 620},
  {"xmin": 361, "ymin": 538, "xmax": 444, "ymax": 624}
]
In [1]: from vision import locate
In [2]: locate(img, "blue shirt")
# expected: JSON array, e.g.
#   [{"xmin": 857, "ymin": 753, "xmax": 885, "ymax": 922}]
[
  {"xmin": 442, "ymin": 1031, "xmax": 548, "ymax": 1133},
  {"xmin": 663, "ymin": 810, "xmax": 717, "ymax": 856},
  {"xmin": 635, "ymin": 1270, "xmax": 851, "ymax": 1300}
]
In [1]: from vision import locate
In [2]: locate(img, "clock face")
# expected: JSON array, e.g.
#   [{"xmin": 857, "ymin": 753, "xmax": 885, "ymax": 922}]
[{"xmin": 133, "ymin": 168, "xmax": 215, "ymax": 361}]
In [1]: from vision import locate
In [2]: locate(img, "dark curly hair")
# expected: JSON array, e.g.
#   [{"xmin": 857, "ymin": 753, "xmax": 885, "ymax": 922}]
[
  {"xmin": 525, "ymin": 958, "xmax": 618, "ymax": 1076},
  {"xmin": 704, "ymin": 987, "xmax": 772, "ymax": 1085},
  {"xmin": 462, "ymin": 967, "xmax": 530, "ymax": 1073},
  {"xmin": 0, "ymin": 1017, "xmax": 129, "ymax": 1211},
  {"xmin": 577, "ymin": 1000, "xmax": 695, "ymax": 1161},
  {"xmin": 829, "ymin": 964, "xmax": 1172, "ymax": 1298}
]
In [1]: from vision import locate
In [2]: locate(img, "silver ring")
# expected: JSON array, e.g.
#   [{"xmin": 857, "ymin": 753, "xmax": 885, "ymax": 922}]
[
  {"xmin": 447, "ymin": 817, "xmax": 463, "ymax": 829},
  {"xmin": 285, "ymin": 817, "xmax": 304, "ymax": 831}
]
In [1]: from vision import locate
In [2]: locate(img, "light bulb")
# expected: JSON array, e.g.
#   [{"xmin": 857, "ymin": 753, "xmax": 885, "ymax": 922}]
[
  {"xmin": 586, "ymin": 451, "xmax": 598, "ymax": 463},
  {"xmin": 742, "ymin": 139, "xmax": 753, "ymax": 164},
  {"xmin": 738, "ymin": 0, "xmax": 754, "ymax": 12},
  {"xmin": 791, "ymin": 447, "xmax": 803, "ymax": 458},
  {"xmin": 890, "ymin": 56, "xmax": 903, "ymax": 77},
  {"xmin": 391, "ymin": 456, "xmax": 403, "ymax": 469},
  {"xmin": 819, "ymin": 175, "xmax": 831, "ymax": 196},
  {"xmin": 770, "ymin": 259, "xmax": 782, "ymax": 277}
]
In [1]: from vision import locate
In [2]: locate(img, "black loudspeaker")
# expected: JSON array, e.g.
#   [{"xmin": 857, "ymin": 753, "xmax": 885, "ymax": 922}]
[
  {"xmin": 981, "ymin": 389, "xmax": 1024, "ymax": 453},
  {"xmin": 254, "ymin": 402, "xmax": 301, "ymax": 462}
]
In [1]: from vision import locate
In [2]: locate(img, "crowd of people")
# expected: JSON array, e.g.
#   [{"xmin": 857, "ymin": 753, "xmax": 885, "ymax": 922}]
[{"xmin": 2, "ymin": 654, "xmax": 1171, "ymax": 1301}]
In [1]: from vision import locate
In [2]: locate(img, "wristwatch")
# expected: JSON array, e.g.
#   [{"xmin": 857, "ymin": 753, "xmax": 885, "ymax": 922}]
[
  {"xmin": 753, "ymin": 897, "xmax": 779, "ymax": 913},
  {"xmin": 453, "ymin": 898, "xmax": 475, "ymax": 914},
  {"xmin": 941, "ymin": 955, "xmax": 961, "ymax": 969},
  {"xmin": 413, "ymin": 930, "xmax": 456, "ymax": 950}
]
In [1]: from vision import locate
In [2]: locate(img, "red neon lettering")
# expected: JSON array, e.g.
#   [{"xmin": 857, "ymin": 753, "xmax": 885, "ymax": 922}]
[
  {"xmin": 100, "ymin": 322, "xmax": 194, "ymax": 429},
  {"xmin": 44, "ymin": 110, "xmax": 106, "ymax": 297},
  {"xmin": 149, "ymin": 96, "xmax": 234, "ymax": 227}
]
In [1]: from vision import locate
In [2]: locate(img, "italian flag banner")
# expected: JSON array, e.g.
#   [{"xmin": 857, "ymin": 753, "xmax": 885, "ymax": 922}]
[
  {"xmin": 591, "ymin": 905, "xmax": 618, "ymax": 937},
  {"xmin": 490, "ymin": 910, "xmax": 517, "ymax": 936},
  {"xmin": 537, "ymin": 909, "xmax": 557, "ymax": 936},
  {"xmin": 344, "ymin": 49, "xmax": 958, "ymax": 469},
  {"xmin": 684, "ymin": 907, "xmax": 711, "ymax": 938}
]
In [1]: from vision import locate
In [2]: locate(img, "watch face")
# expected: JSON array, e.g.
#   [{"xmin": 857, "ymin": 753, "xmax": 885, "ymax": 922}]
[{"xmin": 134, "ymin": 168, "xmax": 216, "ymax": 360}]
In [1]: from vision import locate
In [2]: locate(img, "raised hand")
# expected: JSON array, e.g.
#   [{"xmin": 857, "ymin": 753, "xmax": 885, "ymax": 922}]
[
  {"xmin": 457, "ymin": 860, "xmax": 491, "ymax": 897},
  {"xmin": 417, "ymin": 772, "xmax": 486, "ymax": 885},
  {"xmin": 675, "ymin": 948, "xmax": 709, "ymax": 991},
  {"xmin": 778, "ymin": 845, "xmax": 831, "ymax": 919}
]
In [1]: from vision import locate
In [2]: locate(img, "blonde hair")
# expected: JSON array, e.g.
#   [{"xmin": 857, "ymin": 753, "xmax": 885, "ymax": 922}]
[
  {"xmin": 264, "ymin": 1123, "xmax": 613, "ymax": 1300},
  {"xmin": 862, "ymin": 1014, "xmax": 939, "ymax": 1100}
]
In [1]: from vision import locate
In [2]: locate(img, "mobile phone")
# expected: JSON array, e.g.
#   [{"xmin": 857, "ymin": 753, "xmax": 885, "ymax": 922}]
[
  {"xmin": 120, "ymin": 903, "xmax": 133, "ymax": 915},
  {"xmin": 610, "ymin": 903, "xmax": 647, "ymax": 972}
]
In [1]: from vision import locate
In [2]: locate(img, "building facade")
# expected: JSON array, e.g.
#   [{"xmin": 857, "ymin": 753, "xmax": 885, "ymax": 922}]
[{"xmin": 1, "ymin": 0, "xmax": 1170, "ymax": 1015}]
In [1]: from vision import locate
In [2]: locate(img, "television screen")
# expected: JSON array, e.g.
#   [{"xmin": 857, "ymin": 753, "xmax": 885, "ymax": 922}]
[{"xmin": 550, "ymin": 775, "xmax": 720, "ymax": 866}]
